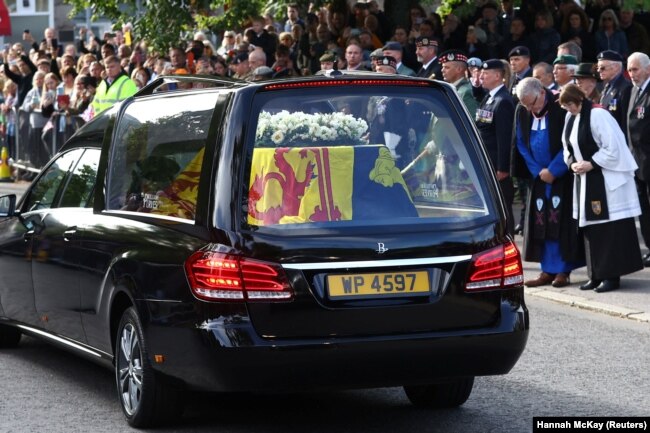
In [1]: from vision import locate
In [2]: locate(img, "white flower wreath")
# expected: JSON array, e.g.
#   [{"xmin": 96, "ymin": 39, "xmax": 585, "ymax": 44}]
[{"xmin": 255, "ymin": 110, "xmax": 369, "ymax": 147}]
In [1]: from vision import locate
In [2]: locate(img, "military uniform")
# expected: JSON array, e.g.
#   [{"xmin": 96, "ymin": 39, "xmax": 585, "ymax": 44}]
[
  {"xmin": 397, "ymin": 63, "xmax": 416, "ymax": 76},
  {"xmin": 508, "ymin": 46, "xmax": 533, "ymax": 103},
  {"xmin": 438, "ymin": 49, "xmax": 478, "ymax": 115},
  {"xmin": 601, "ymin": 72, "xmax": 632, "ymax": 129},
  {"xmin": 598, "ymin": 50, "xmax": 632, "ymax": 130},
  {"xmin": 626, "ymin": 77, "xmax": 650, "ymax": 263},
  {"xmin": 382, "ymin": 41, "xmax": 416, "ymax": 77},
  {"xmin": 476, "ymin": 59, "xmax": 516, "ymax": 234},
  {"xmin": 415, "ymin": 36, "xmax": 442, "ymax": 79}
]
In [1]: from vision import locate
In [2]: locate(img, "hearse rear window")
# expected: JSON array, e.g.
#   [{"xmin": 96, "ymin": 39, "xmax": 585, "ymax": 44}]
[{"xmin": 244, "ymin": 86, "xmax": 490, "ymax": 228}]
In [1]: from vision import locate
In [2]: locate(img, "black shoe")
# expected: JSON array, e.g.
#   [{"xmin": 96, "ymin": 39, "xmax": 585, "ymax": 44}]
[
  {"xmin": 514, "ymin": 223, "xmax": 523, "ymax": 235},
  {"xmin": 593, "ymin": 278, "xmax": 620, "ymax": 293},
  {"xmin": 643, "ymin": 253, "xmax": 650, "ymax": 267},
  {"xmin": 579, "ymin": 279, "xmax": 601, "ymax": 291}
]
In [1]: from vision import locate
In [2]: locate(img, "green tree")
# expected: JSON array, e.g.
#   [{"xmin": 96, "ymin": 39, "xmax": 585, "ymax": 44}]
[
  {"xmin": 195, "ymin": 0, "xmax": 266, "ymax": 34},
  {"xmin": 64, "ymin": 0, "xmax": 268, "ymax": 52},
  {"xmin": 64, "ymin": 0, "xmax": 207, "ymax": 53}
]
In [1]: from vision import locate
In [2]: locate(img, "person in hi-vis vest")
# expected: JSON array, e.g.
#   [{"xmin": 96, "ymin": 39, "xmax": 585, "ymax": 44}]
[{"xmin": 92, "ymin": 55, "xmax": 137, "ymax": 115}]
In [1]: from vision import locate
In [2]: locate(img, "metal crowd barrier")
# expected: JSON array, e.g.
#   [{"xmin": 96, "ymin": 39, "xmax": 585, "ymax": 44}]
[{"xmin": 12, "ymin": 107, "xmax": 84, "ymax": 176}]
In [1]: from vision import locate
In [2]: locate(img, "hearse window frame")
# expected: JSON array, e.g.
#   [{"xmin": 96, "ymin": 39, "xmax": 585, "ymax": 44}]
[
  {"xmin": 102, "ymin": 90, "xmax": 222, "ymax": 224},
  {"xmin": 20, "ymin": 148, "xmax": 86, "ymax": 214}
]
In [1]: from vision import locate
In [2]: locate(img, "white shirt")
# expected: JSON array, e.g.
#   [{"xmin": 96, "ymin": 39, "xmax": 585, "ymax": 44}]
[{"xmin": 486, "ymin": 84, "xmax": 505, "ymax": 104}]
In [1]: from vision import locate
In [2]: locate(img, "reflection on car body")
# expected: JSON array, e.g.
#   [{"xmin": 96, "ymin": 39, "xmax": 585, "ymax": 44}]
[{"xmin": 0, "ymin": 73, "xmax": 528, "ymax": 428}]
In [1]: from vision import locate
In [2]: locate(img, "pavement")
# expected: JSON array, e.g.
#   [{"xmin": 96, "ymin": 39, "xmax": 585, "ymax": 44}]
[
  {"xmin": 1, "ymin": 180, "xmax": 648, "ymax": 324},
  {"xmin": 512, "ymin": 204, "xmax": 650, "ymax": 324}
]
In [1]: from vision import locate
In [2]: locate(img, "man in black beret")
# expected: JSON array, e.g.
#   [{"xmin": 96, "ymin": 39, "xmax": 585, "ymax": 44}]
[
  {"xmin": 508, "ymin": 45, "xmax": 534, "ymax": 234},
  {"xmin": 231, "ymin": 52, "xmax": 252, "ymax": 80},
  {"xmin": 415, "ymin": 36, "xmax": 441, "ymax": 79},
  {"xmin": 508, "ymin": 46, "xmax": 532, "ymax": 101},
  {"xmin": 597, "ymin": 49, "xmax": 631, "ymax": 130},
  {"xmin": 476, "ymin": 59, "xmax": 516, "ymax": 235}
]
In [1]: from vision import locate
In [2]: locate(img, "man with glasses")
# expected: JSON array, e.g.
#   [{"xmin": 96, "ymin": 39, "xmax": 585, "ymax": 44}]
[
  {"xmin": 597, "ymin": 50, "xmax": 631, "ymax": 130},
  {"xmin": 552, "ymin": 54, "xmax": 578, "ymax": 90},
  {"xmin": 513, "ymin": 77, "xmax": 582, "ymax": 287}
]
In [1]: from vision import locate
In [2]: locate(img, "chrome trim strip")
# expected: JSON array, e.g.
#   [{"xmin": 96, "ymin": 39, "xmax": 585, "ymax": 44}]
[
  {"xmin": 282, "ymin": 255, "xmax": 472, "ymax": 270},
  {"xmin": 101, "ymin": 210, "xmax": 195, "ymax": 225},
  {"xmin": 143, "ymin": 299, "xmax": 183, "ymax": 303},
  {"xmin": 16, "ymin": 325, "xmax": 106, "ymax": 358}
]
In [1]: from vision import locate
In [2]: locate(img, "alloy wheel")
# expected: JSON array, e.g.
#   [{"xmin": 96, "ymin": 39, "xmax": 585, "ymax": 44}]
[{"xmin": 117, "ymin": 323, "xmax": 144, "ymax": 415}]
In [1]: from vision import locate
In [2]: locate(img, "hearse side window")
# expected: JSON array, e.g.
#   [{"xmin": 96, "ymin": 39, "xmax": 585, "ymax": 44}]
[
  {"xmin": 59, "ymin": 149, "xmax": 100, "ymax": 208},
  {"xmin": 245, "ymin": 87, "xmax": 489, "ymax": 228},
  {"xmin": 23, "ymin": 149, "xmax": 85, "ymax": 213},
  {"xmin": 105, "ymin": 93, "xmax": 219, "ymax": 220}
]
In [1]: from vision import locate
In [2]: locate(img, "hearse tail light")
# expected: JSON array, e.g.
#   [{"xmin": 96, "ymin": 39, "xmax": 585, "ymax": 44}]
[
  {"xmin": 465, "ymin": 241, "xmax": 523, "ymax": 291},
  {"xmin": 185, "ymin": 251, "xmax": 293, "ymax": 302}
]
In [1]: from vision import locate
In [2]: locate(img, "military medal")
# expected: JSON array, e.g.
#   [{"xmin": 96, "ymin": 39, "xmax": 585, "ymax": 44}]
[
  {"xmin": 609, "ymin": 98, "xmax": 617, "ymax": 112},
  {"xmin": 638, "ymin": 106, "xmax": 645, "ymax": 119}
]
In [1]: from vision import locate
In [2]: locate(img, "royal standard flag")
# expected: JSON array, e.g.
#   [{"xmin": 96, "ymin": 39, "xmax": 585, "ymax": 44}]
[
  {"xmin": 151, "ymin": 147, "xmax": 204, "ymax": 220},
  {"xmin": 248, "ymin": 145, "xmax": 417, "ymax": 226}
]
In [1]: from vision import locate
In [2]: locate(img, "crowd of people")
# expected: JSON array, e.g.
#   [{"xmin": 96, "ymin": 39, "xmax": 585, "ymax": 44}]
[{"xmin": 0, "ymin": 0, "xmax": 649, "ymax": 290}]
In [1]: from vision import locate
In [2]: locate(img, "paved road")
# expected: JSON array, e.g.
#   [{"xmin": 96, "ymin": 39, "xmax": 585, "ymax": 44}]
[
  {"xmin": 2, "ymin": 180, "xmax": 649, "ymax": 324},
  {"xmin": 1, "ymin": 297, "xmax": 648, "ymax": 432}
]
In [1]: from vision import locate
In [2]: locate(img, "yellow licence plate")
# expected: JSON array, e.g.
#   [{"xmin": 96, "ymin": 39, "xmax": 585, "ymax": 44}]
[{"xmin": 327, "ymin": 271, "xmax": 430, "ymax": 299}]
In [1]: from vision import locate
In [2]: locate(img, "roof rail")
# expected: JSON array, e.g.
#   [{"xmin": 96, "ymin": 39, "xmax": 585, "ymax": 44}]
[{"xmin": 134, "ymin": 74, "xmax": 246, "ymax": 97}]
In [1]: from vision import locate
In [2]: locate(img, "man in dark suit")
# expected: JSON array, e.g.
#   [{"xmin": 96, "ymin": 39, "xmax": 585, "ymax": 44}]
[
  {"xmin": 508, "ymin": 46, "xmax": 533, "ymax": 102},
  {"xmin": 509, "ymin": 46, "xmax": 534, "ymax": 234},
  {"xmin": 598, "ymin": 50, "xmax": 632, "ymax": 131},
  {"xmin": 415, "ymin": 36, "xmax": 441, "ymax": 79},
  {"xmin": 626, "ymin": 52, "xmax": 650, "ymax": 266},
  {"xmin": 476, "ymin": 59, "xmax": 516, "ymax": 235}
]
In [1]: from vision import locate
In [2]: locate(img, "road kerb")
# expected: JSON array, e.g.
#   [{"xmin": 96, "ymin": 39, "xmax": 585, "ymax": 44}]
[{"xmin": 525, "ymin": 288, "xmax": 648, "ymax": 323}]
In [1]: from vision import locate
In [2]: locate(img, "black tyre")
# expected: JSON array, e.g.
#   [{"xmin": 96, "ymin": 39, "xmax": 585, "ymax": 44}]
[
  {"xmin": 0, "ymin": 324, "xmax": 21, "ymax": 348},
  {"xmin": 115, "ymin": 307, "xmax": 183, "ymax": 427},
  {"xmin": 404, "ymin": 377, "xmax": 474, "ymax": 408}
]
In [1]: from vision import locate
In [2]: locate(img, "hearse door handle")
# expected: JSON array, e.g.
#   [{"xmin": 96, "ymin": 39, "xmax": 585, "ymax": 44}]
[{"xmin": 63, "ymin": 227, "xmax": 77, "ymax": 242}]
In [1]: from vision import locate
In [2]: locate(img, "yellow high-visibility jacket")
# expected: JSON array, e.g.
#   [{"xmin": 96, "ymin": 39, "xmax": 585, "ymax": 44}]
[{"xmin": 92, "ymin": 74, "xmax": 138, "ymax": 115}]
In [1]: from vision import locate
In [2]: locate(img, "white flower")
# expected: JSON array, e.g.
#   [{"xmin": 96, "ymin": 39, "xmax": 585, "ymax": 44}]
[
  {"xmin": 256, "ymin": 110, "xmax": 369, "ymax": 147},
  {"xmin": 271, "ymin": 130, "xmax": 285, "ymax": 145}
]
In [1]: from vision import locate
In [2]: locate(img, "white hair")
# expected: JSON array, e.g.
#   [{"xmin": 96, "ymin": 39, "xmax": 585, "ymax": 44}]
[
  {"xmin": 629, "ymin": 52, "xmax": 650, "ymax": 68},
  {"xmin": 516, "ymin": 77, "xmax": 544, "ymax": 101}
]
